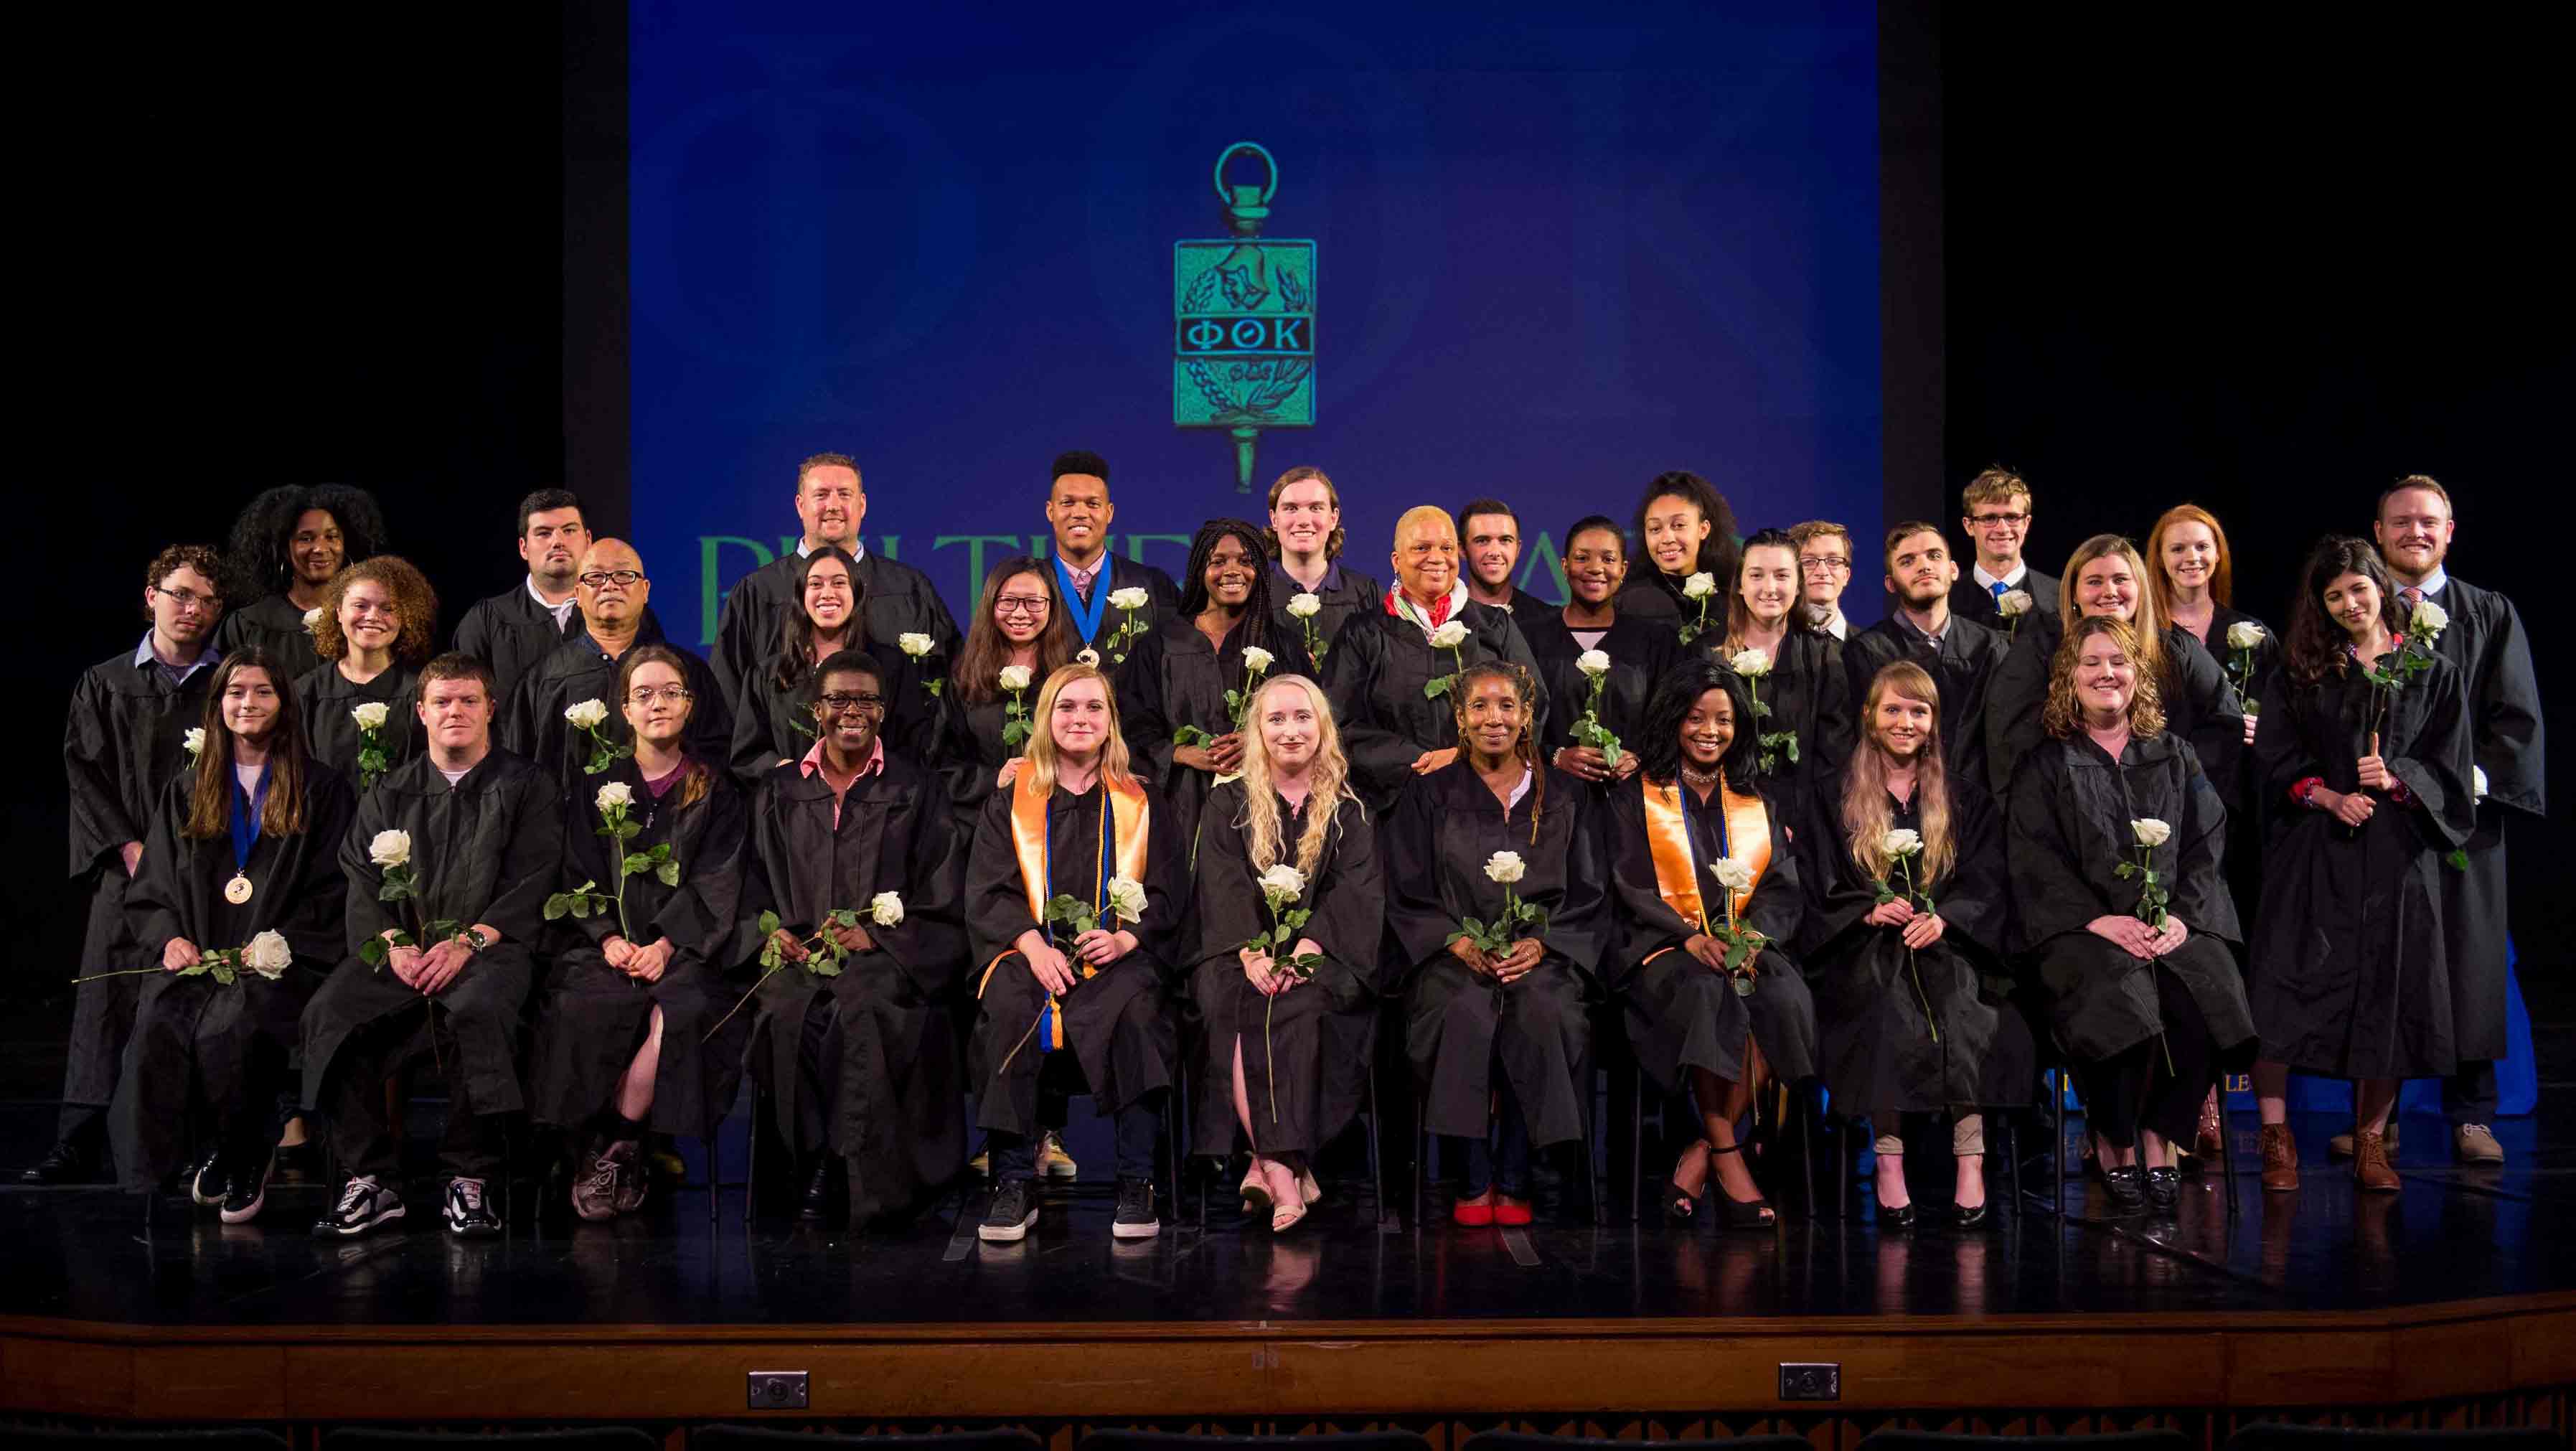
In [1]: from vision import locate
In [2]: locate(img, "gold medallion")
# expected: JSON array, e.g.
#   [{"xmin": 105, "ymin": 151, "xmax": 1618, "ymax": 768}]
[{"xmin": 224, "ymin": 873, "xmax": 254, "ymax": 905}]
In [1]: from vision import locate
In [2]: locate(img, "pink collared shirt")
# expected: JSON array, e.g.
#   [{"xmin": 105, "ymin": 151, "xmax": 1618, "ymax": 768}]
[{"xmin": 799, "ymin": 737, "xmax": 885, "ymax": 826}]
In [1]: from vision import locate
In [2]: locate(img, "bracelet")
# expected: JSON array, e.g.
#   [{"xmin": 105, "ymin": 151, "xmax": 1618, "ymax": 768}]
[{"xmin": 2293, "ymin": 776, "xmax": 2324, "ymax": 808}]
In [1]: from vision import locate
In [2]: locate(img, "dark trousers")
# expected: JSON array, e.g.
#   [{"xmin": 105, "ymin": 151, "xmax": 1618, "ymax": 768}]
[
  {"xmin": 322, "ymin": 1005, "xmax": 509, "ymax": 1180},
  {"xmin": 991, "ymin": 1051, "xmax": 1160, "ymax": 1185},
  {"xmin": 1451, "ymin": 1056, "xmax": 1533, "ymax": 1197},
  {"xmin": 2077, "ymin": 965, "xmax": 2219, "ymax": 1151},
  {"xmin": 2444, "ymin": 1060, "xmax": 2499, "ymax": 1125}
]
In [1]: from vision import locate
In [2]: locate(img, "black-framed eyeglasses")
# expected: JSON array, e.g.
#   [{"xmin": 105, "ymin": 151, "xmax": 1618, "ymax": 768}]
[
  {"xmin": 579, "ymin": 569, "xmax": 645, "ymax": 588},
  {"xmin": 1798, "ymin": 557, "xmax": 1851, "ymax": 575},
  {"xmin": 814, "ymin": 692, "xmax": 885, "ymax": 718},
  {"xmin": 1969, "ymin": 512, "xmax": 2029, "ymax": 527},
  {"xmin": 154, "ymin": 586, "xmax": 223, "ymax": 610},
  {"xmin": 995, "ymin": 595, "xmax": 1050, "ymax": 616},
  {"xmin": 628, "ymin": 685, "xmax": 692, "ymax": 705}
]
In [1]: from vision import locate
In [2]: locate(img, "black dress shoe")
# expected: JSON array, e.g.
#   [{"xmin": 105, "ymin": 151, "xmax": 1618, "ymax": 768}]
[
  {"xmin": 20, "ymin": 1137, "xmax": 101, "ymax": 1185},
  {"xmin": 2102, "ymin": 1165, "xmax": 2145, "ymax": 1211},
  {"xmin": 1875, "ymin": 1196, "xmax": 1917, "ymax": 1230},
  {"xmin": 2144, "ymin": 1165, "xmax": 2181, "ymax": 1212},
  {"xmin": 1953, "ymin": 1201, "xmax": 1990, "ymax": 1229},
  {"xmin": 798, "ymin": 1158, "xmax": 833, "ymax": 1222}
]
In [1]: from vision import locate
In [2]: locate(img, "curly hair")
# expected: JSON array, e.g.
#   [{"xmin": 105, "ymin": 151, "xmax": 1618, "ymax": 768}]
[
  {"xmin": 1631, "ymin": 469, "xmax": 1740, "ymax": 588},
  {"xmin": 308, "ymin": 555, "xmax": 439, "ymax": 665},
  {"xmin": 222, "ymin": 484, "xmax": 388, "ymax": 601},
  {"xmin": 1637, "ymin": 657, "xmax": 1758, "ymax": 789},
  {"xmin": 1176, "ymin": 517, "xmax": 1276, "ymax": 625},
  {"xmin": 1265, "ymin": 465, "xmax": 1345, "ymax": 560},
  {"xmin": 139, "ymin": 543, "xmax": 227, "ymax": 621},
  {"xmin": 2283, "ymin": 535, "xmax": 2410, "ymax": 689},
  {"xmin": 2043, "ymin": 616, "xmax": 2166, "ymax": 739}
]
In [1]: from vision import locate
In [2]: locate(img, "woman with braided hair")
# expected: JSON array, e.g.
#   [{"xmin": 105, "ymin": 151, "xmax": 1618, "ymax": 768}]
[
  {"xmin": 1384, "ymin": 658, "xmax": 1607, "ymax": 1226},
  {"xmin": 215, "ymin": 484, "xmax": 391, "ymax": 677}
]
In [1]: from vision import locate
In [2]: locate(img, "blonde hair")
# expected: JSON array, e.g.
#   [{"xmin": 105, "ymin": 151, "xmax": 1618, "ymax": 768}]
[
  {"xmin": 1393, "ymin": 504, "xmax": 1457, "ymax": 548},
  {"xmin": 1234, "ymin": 675, "xmax": 1361, "ymax": 878},
  {"xmin": 2057, "ymin": 534, "xmax": 2168, "ymax": 689},
  {"xmin": 1842, "ymin": 661, "xmax": 1955, "ymax": 884},
  {"xmin": 1961, "ymin": 466, "xmax": 2032, "ymax": 513},
  {"xmin": 2043, "ymin": 616, "xmax": 2166, "ymax": 739},
  {"xmin": 1020, "ymin": 662, "xmax": 1137, "ymax": 798}
]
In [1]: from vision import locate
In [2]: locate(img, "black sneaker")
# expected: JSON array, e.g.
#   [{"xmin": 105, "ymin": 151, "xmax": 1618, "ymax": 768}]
[
  {"xmin": 443, "ymin": 1177, "xmax": 502, "ymax": 1237},
  {"xmin": 314, "ymin": 1175, "xmax": 405, "ymax": 1237},
  {"xmin": 189, "ymin": 1146, "xmax": 229, "ymax": 1208},
  {"xmin": 1112, "ymin": 1177, "xmax": 1160, "ymax": 1239},
  {"xmin": 979, "ymin": 1178, "xmax": 1038, "ymax": 1242},
  {"xmin": 220, "ymin": 1150, "xmax": 276, "ymax": 1225}
]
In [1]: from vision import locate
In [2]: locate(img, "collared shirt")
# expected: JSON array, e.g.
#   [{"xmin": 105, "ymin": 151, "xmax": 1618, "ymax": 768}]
[
  {"xmin": 2401, "ymin": 565, "xmax": 2450, "ymax": 601},
  {"xmin": 1889, "ymin": 608, "xmax": 1949, "ymax": 653},
  {"xmin": 1811, "ymin": 604, "xmax": 1848, "ymax": 640},
  {"xmin": 523, "ymin": 575, "xmax": 578, "ymax": 630},
  {"xmin": 799, "ymin": 735, "xmax": 886, "ymax": 827},
  {"xmin": 1972, "ymin": 563, "xmax": 2027, "ymax": 594},
  {"xmin": 1061, "ymin": 556, "xmax": 1105, "ymax": 601},
  {"xmin": 1273, "ymin": 558, "xmax": 1345, "ymax": 597},
  {"xmin": 797, "ymin": 538, "xmax": 868, "ymax": 564},
  {"xmin": 133, "ymin": 631, "xmax": 219, "ymax": 689}
]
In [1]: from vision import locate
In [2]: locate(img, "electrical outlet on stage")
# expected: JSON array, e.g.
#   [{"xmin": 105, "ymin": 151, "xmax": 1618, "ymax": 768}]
[
  {"xmin": 1779, "ymin": 1363, "xmax": 1840, "ymax": 1401},
  {"xmin": 748, "ymin": 1371, "xmax": 810, "ymax": 1409}
]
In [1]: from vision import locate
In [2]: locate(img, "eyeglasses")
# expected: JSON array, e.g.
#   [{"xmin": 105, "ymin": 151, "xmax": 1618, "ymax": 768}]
[
  {"xmin": 995, "ymin": 596, "xmax": 1050, "ymax": 616},
  {"xmin": 814, "ymin": 693, "xmax": 886, "ymax": 718},
  {"xmin": 1969, "ymin": 512, "xmax": 2029, "ymax": 527},
  {"xmin": 627, "ymin": 685, "xmax": 692, "ymax": 705},
  {"xmin": 1798, "ymin": 557, "xmax": 1851, "ymax": 576},
  {"xmin": 154, "ymin": 586, "xmax": 222, "ymax": 610},
  {"xmin": 579, "ymin": 569, "xmax": 645, "ymax": 588}
]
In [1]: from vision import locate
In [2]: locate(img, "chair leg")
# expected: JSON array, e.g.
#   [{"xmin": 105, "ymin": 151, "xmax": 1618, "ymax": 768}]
[
  {"xmin": 705, "ymin": 1129, "xmax": 719, "ymax": 1229},
  {"xmin": 2053, "ymin": 1069, "xmax": 2068, "ymax": 1221},
  {"xmin": 1838, "ymin": 1117, "xmax": 1851, "ymax": 1221},
  {"xmin": 1365, "ymin": 1059, "xmax": 1386, "ymax": 1226},
  {"xmin": 1628, "ymin": 1065, "xmax": 1645, "ymax": 1224},
  {"xmin": 1414, "ymin": 1119, "xmax": 1426, "ymax": 1230},
  {"xmin": 2003, "ymin": 1114, "xmax": 2021, "ymax": 1216}
]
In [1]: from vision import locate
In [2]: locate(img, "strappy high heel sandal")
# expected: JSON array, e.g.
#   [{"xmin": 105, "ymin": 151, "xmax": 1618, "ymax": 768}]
[
  {"xmin": 1664, "ymin": 1138, "xmax": 1713, "ymax": 1221},
  {"xmin": 1708, "ymin": 1141, "xmax": 1777, "ymax": 1230},
  {"xmin": 1240, "ymin": 1160, "xmax": 1274, "ymax": 1217}
]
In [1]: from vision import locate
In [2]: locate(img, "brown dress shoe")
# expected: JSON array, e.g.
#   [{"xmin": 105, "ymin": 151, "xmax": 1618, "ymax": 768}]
[
  {"xmin": 2328, "ymin": 1122, "xmax": 2397, "ymax": 1159},
  {"xmin": 2353, "ymin": 1127, "xmax": 2401, "ymax": 1193},
  {"xmin": 2453, "ymin": 1124, "xmax": 2506, "ymax": 1165},
  {"xmin": 2258, "ymin": 1123, "xmax": 2300, "ymax": 1191},
  {"xmin": 2194, "ymin": 1088, "xmax": 2225, "ymax": 1162}
]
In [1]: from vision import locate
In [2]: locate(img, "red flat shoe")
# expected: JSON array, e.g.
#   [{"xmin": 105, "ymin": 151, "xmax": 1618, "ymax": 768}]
[
  {"xmin": 1452, "ymin": 1197, "xmax": 1495, "ymax": 1227},
  {"xmin": 1492, "ymin": 1196, "xmax": 1533, "ymax": 1226}
]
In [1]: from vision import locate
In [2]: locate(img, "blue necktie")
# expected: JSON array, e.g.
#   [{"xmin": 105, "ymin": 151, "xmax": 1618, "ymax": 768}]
[{"xmin": 1989, "ymin": 580, "xmax": 2009, "ymax": 601}]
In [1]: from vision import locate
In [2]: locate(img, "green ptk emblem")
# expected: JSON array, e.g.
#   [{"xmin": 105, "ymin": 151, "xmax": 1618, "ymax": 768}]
[{"xmin": 1175, "ymin": 142, "xmax": 1313, "ymax": 492}]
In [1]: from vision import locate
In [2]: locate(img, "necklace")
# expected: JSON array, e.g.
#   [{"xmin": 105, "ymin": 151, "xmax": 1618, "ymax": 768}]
[{"xmin": 1679, "ymin": 764, "xmax": 1721, "ymax": 789}]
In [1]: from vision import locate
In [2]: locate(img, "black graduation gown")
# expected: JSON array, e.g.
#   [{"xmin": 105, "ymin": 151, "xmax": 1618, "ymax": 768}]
[
  {"xmin": 1950, "ymin": 570, "xmax": 2059, "ymax": 629},
  {"xmin": 502, "ymin": 621, "xmax": 733, "ymax": 802},
  {"xmin": 1612, "ymin": 570, "xmax": 1689, "ymax": 624},
  {"xmin": 451, "ymin": 583, "xmax": 583, "ymax": 706},
  {"xmin": 2005, "ymin": 731, "xmax": 2253, "ymax": 1066},
  {"xmin": 1385, "ymin": 761, "xmax": 1607, "ymax": 1147},
  {"xmin": 215, "ymin": 594, "xmax": 323, "ymax": 680},
  {"xmin": 1268, "ymin": 560, "xmax": 1383, "ymax": 676},
  {"xmin": 299, "ymin": 750, "xmax": 565, "ymax": 1115},
  {"xmin": 1060, "ymin": 554, "xmax": 1183, "ymax": 680},
  {"xmin": 926, "ymin": 682, "xmax": 1023, "ymax": 839},
  {"xmin": 1603, "ymin": 778, "xmax": 1819, "ymax": 1094},
  {"xmin": 1320, "ymin": 603, "xmax": 1548, "ymax": 814},
  {"xmin": 61, "ymin": 647, "xmax": 220, "ymax": 1114},
  {"xmin": 1526, "ymin": 611, "xmax": 1680, "ymax": 769},
  {"xmin": 711, "ymin": 550, "xmax": 960, "ymax": 720},
  {"xmin": 1185, "ymin": 780, "xmax": 1386, "ymax": 1157},
  {"xmin": 294, "ymin": 662, "xmax": 422, "ymax": 794},
  {"xmin": 2191, "ymin": 602, "xmax": 2280, "ymax": 945},
  {"xmin": 2247, "ymin": 657, "xmax": 2475, "ymax": 1079},
  {"xmin": 1985, "ymin": 613, "xmax": 2244, "ymax": 804},
  {"xmin": 1841, "ymin": 614, "xmax": 2009, "ymax": 799},
  {"xmin": 1799, "ymin": 781, "xmax": 2034, "ymax": 1115},
  {"xmin": 738, "ymin": 750, "xmax": 967, "ymax": 1213},
  {"xmin": 527, "ymin": 758, "xmax": 750, "ymax": 1137},
  {"xmin": 2422, "ymin": 576, "xmax": 2547, "ymax": 1064},
  {"xmin": 109, "ymin": 769, "xmax": 357, "ymax": 1188},
  {"xmin": 1115, "ymin": 611, "xmax": 1302, "ymax": 863},
  {"xmin": 965, "ymin": 778, "xmax": 1183, "ymax": 1137},
  {"xmin": 725, "ymin": 642, "xmax": 934, "ymax": 789},
  {"xmin": 1706, "ymin": 628, "xmax": 1852, "ymax": 837}
]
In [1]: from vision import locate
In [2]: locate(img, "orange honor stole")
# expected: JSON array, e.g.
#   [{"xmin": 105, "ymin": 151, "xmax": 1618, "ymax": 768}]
[
  {"xmin": 1640, "ymin": 776, "xmax": 1771, "ymax": 962},
  {"xmin": 979, "ymin": 769, "xmax": 1152, "ymax": 1003}
]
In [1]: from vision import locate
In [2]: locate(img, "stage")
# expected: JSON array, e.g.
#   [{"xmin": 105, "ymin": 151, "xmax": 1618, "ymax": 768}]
[{"xmin": 4, "ymin": 1100, "xmax": 2573, "ymax": 1442}]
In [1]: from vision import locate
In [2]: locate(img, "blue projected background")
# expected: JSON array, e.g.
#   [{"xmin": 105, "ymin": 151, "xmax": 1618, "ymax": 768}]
[{"xmin": 630, "ymin": 2, "xmax": 1883, "ymax": 646}]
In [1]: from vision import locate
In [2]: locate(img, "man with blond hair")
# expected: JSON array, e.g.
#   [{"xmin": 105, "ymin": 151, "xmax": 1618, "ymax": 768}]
[{"xmin": 1948, "ymin": 467, "xmax": 2059, "ymax": 627}]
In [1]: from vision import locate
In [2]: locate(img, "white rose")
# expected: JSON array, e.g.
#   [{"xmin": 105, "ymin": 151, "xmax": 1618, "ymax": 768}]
[
  {"xmin": 2473, "ymin": 765, "xmax": 2489, "ymax": 802},
  {"xmin": 1105, "ymin": 875, "xmax": 1149, "ymax": 923},
  {"xmin": 1108, "ymin": 586, "xmax": 1151, "ymax": 611},
  {"xmin": 2131, "ymin": 817, "xmax": 2173, "ymax": 848},
  {"xmin": 351, "ymin": 701, "xmax": 390, "ymax": 731},
  {"xmin": 564, "ymin": 698, "xmax": 609, "ymax": 730},
  {"xmin": 1427, "ymin": 621, "xmax": 1470, "ymax": 649},
  {"xmin": 1257, "ymin": 863, "xmax": 1308, "ymax": 903},
  {"xmin": 1729, "ymin": 648, "xmax": 1771, "ymax": 677},
  {"xmin": 1708, "ymin": 857, "xmax": 1757, "ymax": 894},
  {"xmin": 2226, "ymin": 621, "xmax": 2267, "ymax": 650},
  {"xmin": 1682, "ymin": 572, "xmax": 1717, "ymax": 600},
  {"xmin": 869, "ymin": 891, "xmax": 905, "ymax": 928},
  {"xmin": 1075, "ymin": 648, "xmax": 1101, "ymax": 668},
  {"xmin": 1880, "ymin": 828, "xmax": 1922, "ymax": 858},
  {"xmin": 1998, "ymin": 590, "xmax": 2034, "ymax": 618},
  {"xmin": 368, "ymin": 829, "xmax": 413, "ymax": 869},
  {"xmin": 302, "ymin": 606, "xmax": 326, "ymax": 631},
  {"xmin": 595, "ymin": 781, "xmax": 633, "ymax": 813},
  {"xmin": 897, "ymin": 632, "xmax": 934, "ymax": 659},
  {"xmin": 1483, "ymin": 850, "xmax": 1527, "ymax": 885},
  {"xmin": 183, "ymin": 727, "xmax": 206, "ymax": 759},
  {"xmin": 1287, "ymin": 592, "xmax": 1322, "ymax": 619},
  {"xmin": 243, "ymin": 929, "xmax": 293, "ymax": 979},
  {"xmin": 997, "ymin": 665, "xmax": 1034, "ymax": 692},
  {"xmin": 1576, "ymin": 649, "xmax": 1612, "ymax": 677},
  {"xmin": 1241, "ymin": 647, "xmax": 1275, "ymax": 674},
  {"xmin": 2411, "ymin": 598, "xmax": 2449, "ymax": 636}
]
